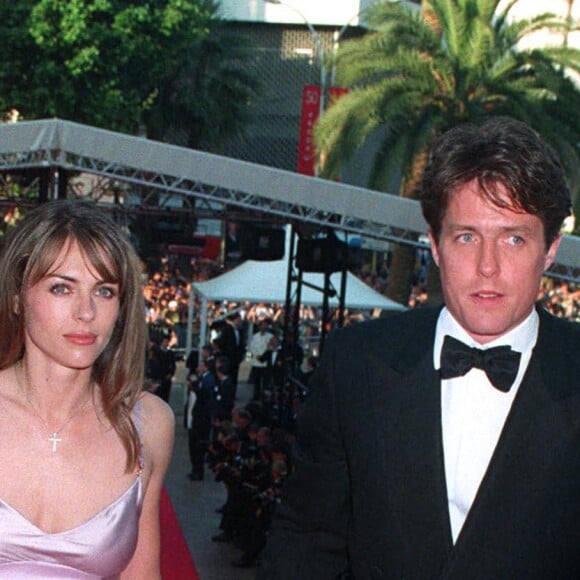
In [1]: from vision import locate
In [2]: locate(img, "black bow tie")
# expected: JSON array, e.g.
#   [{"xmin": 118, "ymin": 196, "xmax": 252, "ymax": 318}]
[{"xmin": 440, "ymin": 335, "xmax": 521, "ymax": 392}]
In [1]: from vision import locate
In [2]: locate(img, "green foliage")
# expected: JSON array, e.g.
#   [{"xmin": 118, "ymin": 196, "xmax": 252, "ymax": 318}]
[
  {"xmin": 0, "ymin": 0, "xmax": 258, "ymax": 147},
  {"xmin": 316, "ymin": 0, "xmax": 580, "ymax": 205}
]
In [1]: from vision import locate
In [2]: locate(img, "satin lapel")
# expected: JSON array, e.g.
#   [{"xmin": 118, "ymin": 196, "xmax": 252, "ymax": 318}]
[{"xmin": 367, "ymin": 327, "xmax": 453, "ymax": 562}]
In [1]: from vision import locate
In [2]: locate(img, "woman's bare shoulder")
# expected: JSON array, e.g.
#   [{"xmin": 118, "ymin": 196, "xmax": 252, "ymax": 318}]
[
  {"xmin": 138, "ymin": 391, "xmax": 175, "ymax": 427},
  {"xmin": 137, "ymin": 392, "xmax": 175, "ymax": 469}
]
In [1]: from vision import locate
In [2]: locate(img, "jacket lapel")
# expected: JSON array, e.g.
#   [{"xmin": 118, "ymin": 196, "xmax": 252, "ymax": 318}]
[{"xmin": 367, "ymin": 308, "xmax": 454, "ymax": 567}]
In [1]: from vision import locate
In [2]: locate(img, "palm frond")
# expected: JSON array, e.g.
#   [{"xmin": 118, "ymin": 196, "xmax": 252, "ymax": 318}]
[{"xmin": 316, "ymin": 0, "xmax": 580, "ymax": 201}]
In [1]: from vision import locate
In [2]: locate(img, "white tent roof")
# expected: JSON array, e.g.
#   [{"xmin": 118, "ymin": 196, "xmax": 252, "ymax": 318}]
[{"xmin": 193, "ymin": 257, "xmax": 405, "ymax": 311}]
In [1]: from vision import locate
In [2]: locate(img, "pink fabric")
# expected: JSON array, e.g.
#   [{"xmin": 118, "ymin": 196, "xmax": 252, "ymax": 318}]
[{"xmin": 0, "ymin": 477, "xmax": 143, "ymax": 579}]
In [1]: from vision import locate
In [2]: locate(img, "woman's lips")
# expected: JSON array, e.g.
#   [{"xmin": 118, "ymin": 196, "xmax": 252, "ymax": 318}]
[{"xmin": 64, "ymin": 333, "xmax": 97, "ymax": 345}]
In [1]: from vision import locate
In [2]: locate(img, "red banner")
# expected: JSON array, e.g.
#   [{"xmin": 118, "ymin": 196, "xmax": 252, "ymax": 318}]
[{"xmin": 297, "ymin": 85, "xmax": 321, "ymax": 175}]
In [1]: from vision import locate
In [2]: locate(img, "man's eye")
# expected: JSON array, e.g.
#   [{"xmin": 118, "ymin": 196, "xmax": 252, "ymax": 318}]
[
  {"xmin": 509, "ymin": 235, "xmax": 524, "ymax": 245},
  {"xmin": 457, "ymin": 233, "xmax": 473, "ymax": 243}
]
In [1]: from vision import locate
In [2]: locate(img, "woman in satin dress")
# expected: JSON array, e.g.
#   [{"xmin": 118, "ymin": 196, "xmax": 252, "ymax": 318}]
[{"xmin": 0, "ymin": 200, "xmax": 175, "ymax": 579}]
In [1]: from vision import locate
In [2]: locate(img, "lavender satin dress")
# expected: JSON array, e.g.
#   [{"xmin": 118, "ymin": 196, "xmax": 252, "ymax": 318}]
[
  {"xmin": 0, "ymin": 476, "xmax": 143, "ymax": 578},
  {"xmin": 0, "ymin": 405, "xmax": 144, "ymax": 579}
]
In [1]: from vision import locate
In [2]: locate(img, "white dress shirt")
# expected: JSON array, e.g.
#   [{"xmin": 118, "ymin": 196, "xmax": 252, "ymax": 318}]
[
  {"xmin": 250, "ymin": 331, "xmax": 273, "ymax": 368},
  {"xmin": 434, "ymin": 307, "xmax": 539, "ymax": 543}
]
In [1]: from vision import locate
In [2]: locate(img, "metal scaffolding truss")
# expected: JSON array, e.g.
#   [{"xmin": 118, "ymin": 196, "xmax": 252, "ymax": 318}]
[{"xmin": 0, "ymin": 119, "xmax": 578, "ymax": 282}]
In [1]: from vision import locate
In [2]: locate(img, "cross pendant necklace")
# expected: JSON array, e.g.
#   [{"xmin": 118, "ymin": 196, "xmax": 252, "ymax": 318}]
[
  {"xmin": 15, "ymin": 363, "xmax": 92, "ymax": 453},
  {"xmin": 48, "ymin": 432, "xmax": 63, "ymax": 452},
  {"xmin": 28, "ymin": 394, "xmax": 91, "ymax": 453},
  {"xmin": 28, "ymin": 393, "xmax": 90, "ymax": 453}
]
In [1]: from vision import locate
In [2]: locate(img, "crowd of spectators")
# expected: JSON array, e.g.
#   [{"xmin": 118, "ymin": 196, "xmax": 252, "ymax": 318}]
[
  {"xmin": 184, "ymin": 315, "xmax": 315, "ymax": 568},
  {"xmin": 538, "ymin": 278, "xmax": 580, "ymax": 322},
  {"xmin": 142, "ymin": 256, "xmax": 579, "ymax": 354}
]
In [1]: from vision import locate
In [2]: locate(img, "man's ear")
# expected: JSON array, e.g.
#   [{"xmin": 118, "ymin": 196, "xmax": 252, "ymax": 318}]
[{"xmin": 427, "ymin": 229, "xmax": 440, "ymax": 267}]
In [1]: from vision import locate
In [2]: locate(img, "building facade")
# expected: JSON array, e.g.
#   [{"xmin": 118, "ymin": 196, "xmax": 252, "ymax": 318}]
[
  {"xmin": 217, "ymin": 0, "xmax": 375, "ymax": 172},
  {"xmin": 217, "ymin": 0, "xmax": 578, "ymax": 176}
]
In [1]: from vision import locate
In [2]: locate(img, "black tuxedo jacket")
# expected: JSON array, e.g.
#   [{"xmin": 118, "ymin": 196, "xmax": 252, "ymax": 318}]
[
  {"xmin": 192, "ymin": 371, "xmax": 216, "ymax": 421},
  {"xmin": 258, "ymin": 306, "xmax": 580, "ymax": 579},
  {"xmin": 214, "ymin": 376, "xmax": 235, "ymax": 417}
]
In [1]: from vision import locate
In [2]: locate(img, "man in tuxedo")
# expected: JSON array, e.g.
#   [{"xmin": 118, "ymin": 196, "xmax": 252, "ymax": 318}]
[
  {"xmin": 257, "ymin": 117, "xmax": 580, "ymax": 579},
  {"xmin": 213, "ymin": 357, "xmax": 236, "ymax": 420},
  {"xmin": 216, "ymin": 313, "xmax": 246, "ymax": 395},
  {"xmin": 264, "ymin": 334, "xmax": 284, "ymax": 389},
  {"xmin": 186, "ymin": 358, "xmax": 216, "ymax": 481},
  {"xmin": 149, "ymin": 331, "xmax": 176, "ymax": 403}
]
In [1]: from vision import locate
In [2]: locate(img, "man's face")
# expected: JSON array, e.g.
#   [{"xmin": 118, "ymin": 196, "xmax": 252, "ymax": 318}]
[{"xmin": 428, "ymin": 179, "xmax": 561, "ymax": 344}]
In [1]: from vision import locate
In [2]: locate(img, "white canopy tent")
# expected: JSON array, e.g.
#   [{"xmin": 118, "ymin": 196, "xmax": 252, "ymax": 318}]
[
  {"xmin": 193, "ymin": 259, "xmax": 406, "ymax": 308},
  {"xmin": 190, "ymin": 235, "xmax": 405, "ymax": 353}
]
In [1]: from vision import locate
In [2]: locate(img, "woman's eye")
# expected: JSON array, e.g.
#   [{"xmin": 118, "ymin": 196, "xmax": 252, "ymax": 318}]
[
  {"xmin": 96, "ymin": 286, "xmax": 117, "ymax": 298},
  {"xmin": 50, "ymin": 283, "xmax": 69, "ymax": 295}
]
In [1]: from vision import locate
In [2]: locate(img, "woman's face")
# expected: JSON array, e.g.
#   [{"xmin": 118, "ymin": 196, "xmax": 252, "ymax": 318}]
[{"xmin": 22, "ymin": 240, "xmax": 120, "ymax": 371}]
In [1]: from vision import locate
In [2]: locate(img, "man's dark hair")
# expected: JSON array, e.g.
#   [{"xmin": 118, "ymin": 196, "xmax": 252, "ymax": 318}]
[
  {"xmin": 236, "ymin": 409, "xmax": 252, "ymax": 423},
  {"xmin": 421, "ymin": 116, "xmax": 572, "ymax": 246}
]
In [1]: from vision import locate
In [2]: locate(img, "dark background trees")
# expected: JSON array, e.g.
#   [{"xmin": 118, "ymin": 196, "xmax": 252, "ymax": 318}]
[
  {"xmin": 0, "ymin": 0, "xmax": 260, "ymax": 249},
  {"xmin": 0, "ymin": 0, "xmax": 259, "ymax": 149}
]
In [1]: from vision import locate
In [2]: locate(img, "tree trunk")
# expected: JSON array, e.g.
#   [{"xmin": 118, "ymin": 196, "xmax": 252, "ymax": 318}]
[
  {"xmin": 385, "ymin": 243, "xmax": 417, "ymax": 304},
  {"xmin": 385, "ymin": 149, "xmax": 429, "ymax": 305}
]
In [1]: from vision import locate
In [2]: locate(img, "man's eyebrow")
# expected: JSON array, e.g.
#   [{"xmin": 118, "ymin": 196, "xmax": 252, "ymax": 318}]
[{"xmin": 444, "ymin": 223, "xmax": 535, "ymax": 233}]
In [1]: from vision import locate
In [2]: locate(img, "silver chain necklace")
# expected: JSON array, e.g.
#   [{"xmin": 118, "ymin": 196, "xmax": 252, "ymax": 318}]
[{"xmin": 15, "ymin": 364, "xmax": 92, "ymax": 453}]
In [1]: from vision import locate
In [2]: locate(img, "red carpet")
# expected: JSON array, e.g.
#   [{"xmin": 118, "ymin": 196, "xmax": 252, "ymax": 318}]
[{"xmin": 160, "ymin": 487, "xmax": 200, "ymax": 579}]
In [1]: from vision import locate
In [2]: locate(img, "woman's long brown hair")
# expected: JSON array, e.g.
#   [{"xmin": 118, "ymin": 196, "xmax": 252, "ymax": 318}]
[{"xmin": 0, "ymin": 200, "xmax": 147, "ymax": 472}]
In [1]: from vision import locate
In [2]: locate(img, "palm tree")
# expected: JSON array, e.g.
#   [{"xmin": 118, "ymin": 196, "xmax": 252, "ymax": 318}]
[{"xmin": 316, "ymin": 0, "xmax": 580, "ymax": 305}]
